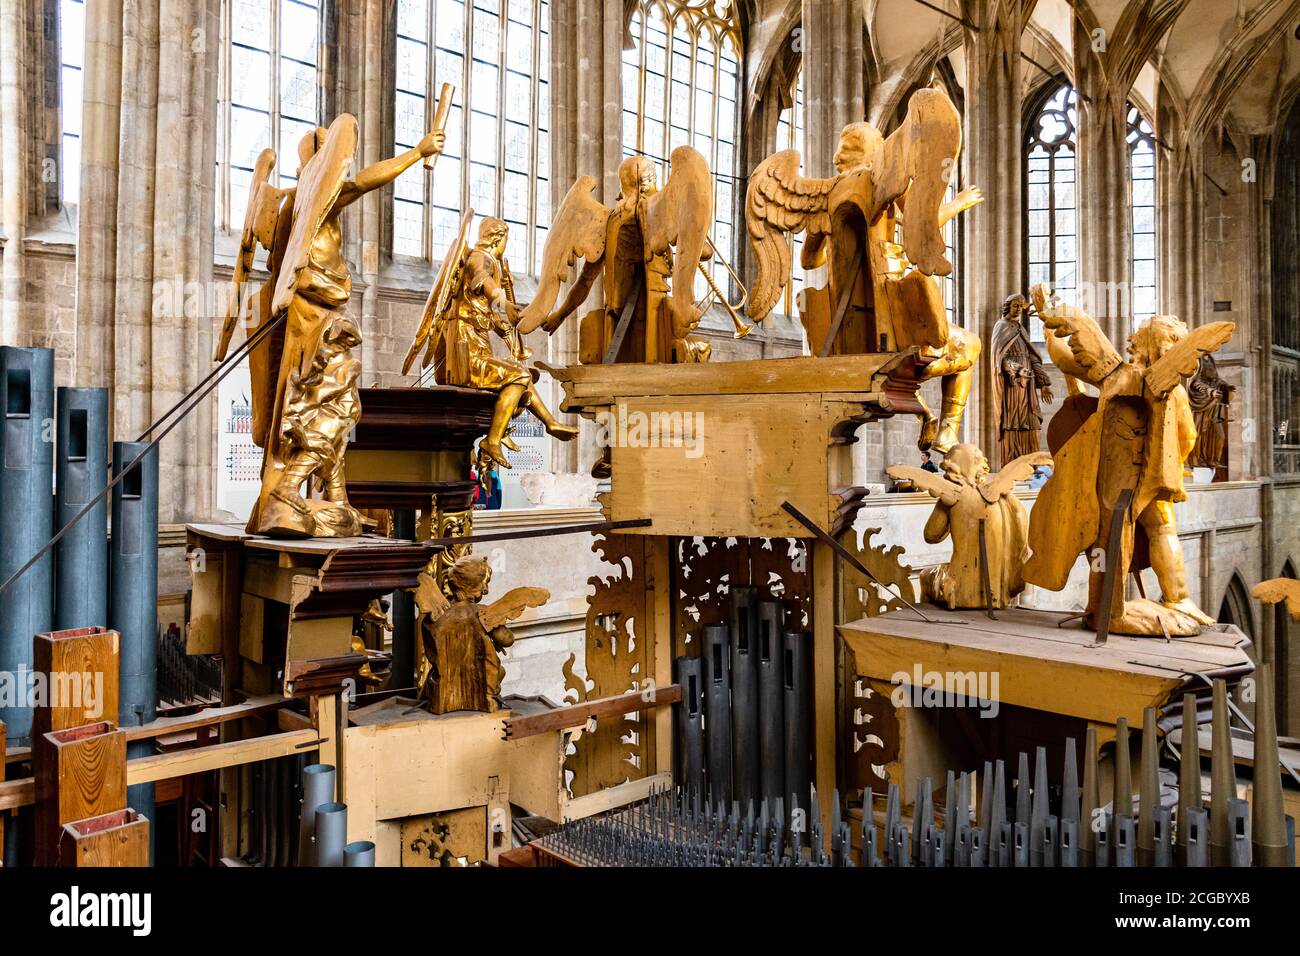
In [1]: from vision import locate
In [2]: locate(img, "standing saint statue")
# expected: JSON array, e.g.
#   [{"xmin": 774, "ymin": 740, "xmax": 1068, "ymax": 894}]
[
  {"xmin": 218, "ymin": 113, "xmax": 445, "ymax": 538},
  {"xmin": 990, "ymin": 293, "xmax": 1053, "ymax": 467},
  {"xmin": 1186, "ymin": 353, "xmax": 1233, "ymax": 473}
]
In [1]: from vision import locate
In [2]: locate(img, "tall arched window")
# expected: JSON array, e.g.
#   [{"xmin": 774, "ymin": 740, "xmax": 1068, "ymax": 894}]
[
  {"xmin": 215, "ymin": 0, "xmax": 322, "ymax": 232},
  {"xmin": 621, "ymin": 0, "xmax": 741, "ymax": 294},
  {"xmin": 394, "ymin": 0, "xmax": 551, "ymax": 269},
  {"xmin": 59, "ymin": 0, "xmax": 85, "ymax": 205},
  {"xmin": 775, "ymin": 73, "xmax": 804, "ymax": 317},
  {"xmin": 1024, "ymin": 81, "xmax": 1078, "ymax": 341},
  {"xmin": 1128, "ymin": 105, "xmax": 1157, "ymax": 326}
]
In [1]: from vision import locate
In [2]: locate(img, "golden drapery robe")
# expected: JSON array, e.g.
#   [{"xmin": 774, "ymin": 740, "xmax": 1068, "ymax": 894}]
[
  {"xmin": 434, "ymin": 247, "xmax": 531, "ymax": 390},
  {"xmin": 1024, "ymin": 369, "xmax": 1196, "ymax": 592}
]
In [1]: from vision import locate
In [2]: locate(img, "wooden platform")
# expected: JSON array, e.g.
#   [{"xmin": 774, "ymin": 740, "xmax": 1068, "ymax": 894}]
[
  {"xmin": 840, "ymin": 606, "xmax": 1252, "ymax": 802},
  {"xmin": 840, "ymin": 606, "xmax": 1252, "ymax": 727},
  {"xmin": 545, "ymin": 352, "xmax": 928, "ymax": 539}
]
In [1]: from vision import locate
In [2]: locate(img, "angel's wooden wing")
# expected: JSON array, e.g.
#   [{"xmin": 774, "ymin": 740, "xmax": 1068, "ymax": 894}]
[
  {"xmin": 979, "ymin": 451, "xmax": 1052, "ymax": 503},
  {"xmin": 515, "ymin": 177, "xmax": 610, "ymax": 334},
  {"xmin": 412, "ymin": 565, "xmax": 451, "ymax": 619},
  {"xmin": 644, "ymin": 145, "xmax": 714, "ymax": 337},
  {"xmin": 1252, "ymin": 578, "xmax": 1300, "ymax": 621},
  {"xmin": 403, "ymin": 208, "xmax": 474, "ymax": 375},
  {"xmin": 1143, "ymin": 321, "xmax": 1235, "ymax": 398},
  {"xmin": 745, "ymin": 149, "xmax": 836, "ymax": 322},
  {"xmin": 1029, "ymin": 283, "xmax": 1123, "ymax": 384},
  {"xmin": 216, "ymin": 148, "xmax": 284, "ymax": 362},
  {"xmin": 478, "ymin": 586, "xmax": 550, "ymax": 631},
  {"xmin": 271, "ymin": 114, "xmax": 357, "ymax": 316},
  {"xmin": 885, "ymin": 465, "xmax": 963, "ymax": 506}
]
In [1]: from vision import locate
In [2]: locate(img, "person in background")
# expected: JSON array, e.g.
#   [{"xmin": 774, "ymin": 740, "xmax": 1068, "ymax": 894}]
[
  {"xmin": 920, "ymin": 451, "xmax": 941, "ymax": 474},
  {"xmin": 471, "ymin": 442, "xmax": 503, "ymax": 510}
]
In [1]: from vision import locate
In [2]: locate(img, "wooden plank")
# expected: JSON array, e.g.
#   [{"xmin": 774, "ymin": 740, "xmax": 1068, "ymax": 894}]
[
  {"xmin": 32, "ymin": 627, "xmax": 120, "ymax": 740},
  {"xmin": 649, "ymin": 536, "xmax": 674, "ymax": 777},
  {"xmin": 127, "ymin": 729, "xmax": 320, "ymax": 785},
  {"xmin": 121, "ymin": 695, "xmax": 289, "ymax": 742},
  {"xmin": 562, "ymin": 771, "xmax": 673, "ymax": 821},
  {"xmin": 503, "ymin": 685, "xmax": 682, "ymax": 740},
  {"xmin": 35, "ymin": 721, "xmax": 127, "ymax": 866},
  {"xmin": 58, "ymin": 808, "xmax": 150, "ymax": 867},
  {"xmin": 546, "ymin": 352, "xmax": 909, "ymax": 401}
]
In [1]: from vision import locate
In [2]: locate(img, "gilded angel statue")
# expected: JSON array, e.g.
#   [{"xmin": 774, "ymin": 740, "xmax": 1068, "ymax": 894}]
[
  {"xmin": 745, "ymin": 85, "xmax": 983, "ymax": 453},
  {"xmin": 413, "ymin": 554, "xmax": 549, "ymax": 713},
  {"xmin": 402, "ymin": 213, "xmax": 577, "ymax": 468},
  {"xmin": 216, "ymin": 114, "xmax": 444, "ymax": 538},
  {"xmin": 1252, "ymin": 579, "xmax": 1300, "ymax": 621},
  {"xmin": 888, "ymin": 445, "xmax": 1050, "ymax": 610},
  {"xmin": 514, "ymin": 146, "xmax": 725, "ymax": 364},
  {"xmin": 1023, "ymin": 283, "xmax": 1235, "ymax": 636}
]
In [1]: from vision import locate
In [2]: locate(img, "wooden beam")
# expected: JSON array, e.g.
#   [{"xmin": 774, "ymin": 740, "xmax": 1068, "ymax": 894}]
[
  {"xmin": 121, "ymin": 695, "xmax": 290, "ymax": 743},
  {"xmin": 126, "ymin": 729, "xmax": 320, "ymax": 786},
  {"xmin": 504, "ymin": 685, "xmax": 682, "ymax": 740},
  {"xmin": 563, "ymin": 771, "xmax": 674, "ymax": 821}
]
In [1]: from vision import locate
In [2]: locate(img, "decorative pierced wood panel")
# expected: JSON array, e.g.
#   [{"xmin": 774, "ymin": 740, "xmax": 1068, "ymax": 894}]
[
  {"xmin": 563, "ymin": 531, "xmax": 653, "ymax": 799},
  {"xmin": 671, "ymin": 536, "xmax": 813, "ymax": 657}
]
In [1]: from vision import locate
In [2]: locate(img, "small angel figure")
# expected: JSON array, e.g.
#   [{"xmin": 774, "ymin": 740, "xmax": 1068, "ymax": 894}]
[
  {"xmin": 413, "ymin": 554, "xmax": 548, "ymax": 714},
  {"xmin": 1253, "ymin": 579, "xmax": 1300, "ymax": 621},
  {"xmin": 888, "ymin": 445, "xmax": 1050, "ymax": 610},
  {"xmin": 1024, "ymin": 284, "xmax": 1235, "ymax": 636}
]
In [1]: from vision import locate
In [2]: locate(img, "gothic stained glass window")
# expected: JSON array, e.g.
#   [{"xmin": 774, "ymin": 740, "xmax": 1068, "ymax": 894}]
[
  {"xmin": 215, "ymin": 0, "xmax": 322, "ymax": 232},
  {"xmin": 1128, "ymin": 105, "xmax": 1157, "ymax": 326},
  {"xmin": 622, "ymin": 0, "xmax": 741, "ymax": 297},
  {"xmin": 1024, "ymin": 81, "xmax": 1078, "ymax": 342},
  {"xmin": 59, "ymin": 0, "xmax": 85, "ymax": 205},
  {"xmin": 394, "ymin": 0, "xmax": 551, "ymax": 270}
]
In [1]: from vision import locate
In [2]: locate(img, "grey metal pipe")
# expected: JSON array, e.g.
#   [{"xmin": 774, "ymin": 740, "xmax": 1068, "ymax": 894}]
[
  {"xmin": 728, "ymin": 588, "xmax": 759, "ymax": 810},
  {"xmin": 674, "ymin": 655, "xmax": 705, "ymax": 793},
  {"xmin": 701, "ymin": 624, "xmax": 732, "ymax": 805},
  {"xmin": 315, "ymin": 802, "xmax": 348, "ymax": 867},
  {"xmin": 782, "ymin": 628, "xmax": 812, "ymax": 815},
  {"xmin": 110, "ymin": 440, "xmax": 159, "ymax": 845},
  {"xmin": 0, "ymin": 347, "xmax": 55, "ymax": 748},
  {"xmin": 299, "ymin": 763, "xmax": 337, "ymax": 866},
  {"xmin": 344, "ymin": 840, "xmax": 376, "ymax": 867},
  {"xmin": 755, "ymin": 598, "xmax": 785, "ymax": 810},
  {"xmin": 54, "ymin": 387, "xmax": 109, "ymax": 630}
]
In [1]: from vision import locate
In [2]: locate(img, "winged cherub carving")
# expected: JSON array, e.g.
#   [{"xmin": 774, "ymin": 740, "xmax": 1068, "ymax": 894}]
[
  {"xmin": 1023, "ymin": 284, "xmax": 1235, "ymax": 636},
  {"xmin": 1252, "ymin": 579, "xmax": 1300, "ymax": 621},
  {"xmin": 888, "ymin": 446, "xmax": 1050, "ymax": 610},
  {"xmin": 216, "ymin": 114, "xmax": 444, "ymax": 538},
  {"xmin": 745, "ymin": 86, "xmax": 983, "ymax": 452},
  {"xmin": 514, "ymin": 146, "xmax": 718, "ymax": 364},
  {"xmin": 414, "ymin": 554, "xmax": 548, "ymax": 713}
]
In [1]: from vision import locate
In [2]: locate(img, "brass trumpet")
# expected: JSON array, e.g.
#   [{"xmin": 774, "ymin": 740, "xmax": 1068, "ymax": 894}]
[{"xmin": 696, "ymin": 234, "xmax": 754, "ymax": 339}]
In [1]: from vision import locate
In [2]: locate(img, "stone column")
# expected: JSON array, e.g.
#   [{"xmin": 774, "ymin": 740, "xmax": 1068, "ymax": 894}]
[
  {"xmin": 961, "ymin": 0, "xmax": 1033, "ymax": 456},
  {"xmin": 356, "ymin": 0, "xmax": 385, "ymax": 379},
  {"xmin": 1072, "ymin": 28, "xmax": 1131, "ymax": 345},
  {"xmin": 801, "ymin": 0, "xmax": 864, "ymax": 178},
  {"xmin": 0, "ymin": 0, "xmax": 29, "ymax": 344},
  {"xmin": 75, "ymin": 0, "xmax": 124, "ymax": 390},
  {"xmin": 1157, "ymin": 91, "xmax": 1202, "ymax": 325}
]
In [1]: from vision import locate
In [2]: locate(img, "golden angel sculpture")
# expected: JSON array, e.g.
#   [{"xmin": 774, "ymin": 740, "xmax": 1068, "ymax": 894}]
[
  {"xmin": 745, "ymin": 86, "xmax": 983, "ymax": 453},
  {"xmin": 413, "ymin": 554, "xmax": 548, "ymax": 714},
  {"xmin": 403, "ymin": 213, "xmax": 577, "ymax": 468},
  {"xmin": 216, "ymin": 114, "xmax": 444, "ymax": 537},
  {"xmin": 1023, "ymin": 283, "xmax": 1235, "ymax": 636},
  {"xmin": 515, "ymin": 145, "xmax": 744, "ymax": 365},
  {"xmin": 1253, "ymin": 579, "xmax": 1300, "ymax": 621},
  {"xmin": 888, "ymin": 446, "xmax": 1050, "ymax": 610}
]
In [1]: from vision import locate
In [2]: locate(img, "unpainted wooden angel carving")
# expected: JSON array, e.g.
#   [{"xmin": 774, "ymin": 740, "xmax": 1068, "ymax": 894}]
[
  {"xmin": 1023, "ymin": 283, "xmax": 1235, "ymax": 636},
  {"xmin": 413, "ymin": 554, "xmax": 548, "ymax": 713},
  {"xmin": 1253, "ymin": 579, "xmax": 1300, "ymax": 620},
  {"xmin": 888, "ymin": 446, "xmax": 1050, "ymax": 610},
  {"xmin": 516, "ymin": 146, "xmax": 730, "ymax": 364},
  {"xmin": 216, "ymin": 114, "xmax": 443, "ymax": 537},
  {"xmin": 745, "ymin": 85, "xmax": 983, "ymax": 453}
]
